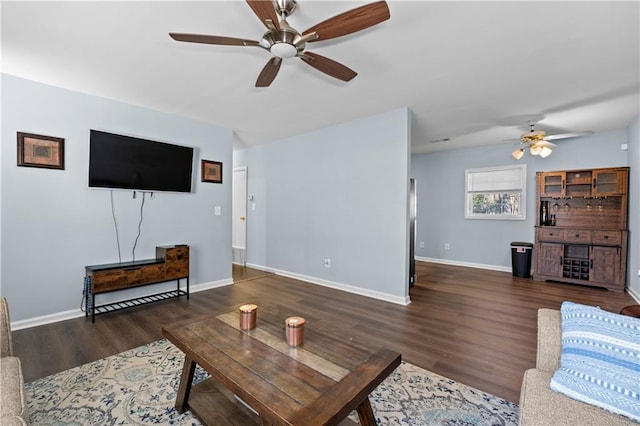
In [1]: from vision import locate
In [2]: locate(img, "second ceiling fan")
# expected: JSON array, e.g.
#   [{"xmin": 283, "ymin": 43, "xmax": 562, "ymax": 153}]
[
  {"xmin": 169, "ymin": 0, "xmax": 390, "ymax": 87},
  {"xmin": 512, "ymin": 122, "xmax": 593, "ymax": 160}
]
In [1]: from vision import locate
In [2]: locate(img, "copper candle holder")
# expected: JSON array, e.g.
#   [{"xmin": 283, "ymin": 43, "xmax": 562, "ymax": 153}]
[
  {"xmin": 285, "ymin": 316, "xmax": 305, "ymax": 347},
  {"xmin": 239, "ymin": 304, "xmax": 257, "ymax": 330}
]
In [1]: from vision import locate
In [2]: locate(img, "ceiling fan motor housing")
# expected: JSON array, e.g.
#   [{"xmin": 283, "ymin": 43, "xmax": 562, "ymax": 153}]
[
  {"xmin": 521, "ymin": 130, "xmax": 546, "ymax": 143},
  {"xmin": 261, "ymin": 27, "xmax": 304, "ymax": 58}
]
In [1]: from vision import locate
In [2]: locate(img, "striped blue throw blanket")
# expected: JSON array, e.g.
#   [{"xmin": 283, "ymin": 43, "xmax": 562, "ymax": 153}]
[{"xmin": 550, "ymin": 301, "xmax": 640, "ymax": 422}]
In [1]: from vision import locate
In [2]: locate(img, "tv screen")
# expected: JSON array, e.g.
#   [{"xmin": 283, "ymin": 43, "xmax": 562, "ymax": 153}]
[{"xmin": 89, "ymin": 130, "xmax": 194, "ymax": 193}]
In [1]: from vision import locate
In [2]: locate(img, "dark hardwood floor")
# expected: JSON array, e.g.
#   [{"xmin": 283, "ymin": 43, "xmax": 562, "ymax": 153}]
[{"xmin": 12, "ymin": 262, "xmax": 637, "ymax": 404}]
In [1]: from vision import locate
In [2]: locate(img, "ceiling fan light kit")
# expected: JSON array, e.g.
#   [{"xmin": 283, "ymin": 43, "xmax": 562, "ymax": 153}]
[
  {"xmin": 512, "ymin": 148, "xmax": 525, "ymax": 160},
  {"xmin": 169, "ymin": 0, "xmax": 390, "ymax": 87},
  {"xmin": 539, "ymin": 146, "xmax": 553, "ymax": 158},
  {"xmin": 269, "ymin": 42, "xmax": 298, "ymax": 59}
]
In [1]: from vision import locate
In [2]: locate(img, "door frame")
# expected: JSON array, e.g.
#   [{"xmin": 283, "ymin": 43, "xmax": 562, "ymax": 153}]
[{"xmin": 232, "ymin": 167, "xmax": 248, "ymax": 266}]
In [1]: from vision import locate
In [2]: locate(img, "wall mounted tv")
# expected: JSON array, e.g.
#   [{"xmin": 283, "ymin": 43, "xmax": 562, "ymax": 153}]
[{"xmin": 89, "ymin": 130, "xmax": 194, "ymax": 193}]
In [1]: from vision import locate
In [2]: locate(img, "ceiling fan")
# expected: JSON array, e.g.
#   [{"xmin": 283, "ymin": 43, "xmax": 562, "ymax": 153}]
[
  {"xmin": 511, "ymin": 122, "xmax": 593, "ymax": 160},
  {"xmin": 169, "ymin": 0, "xmax": 390, "ymax": 87}
]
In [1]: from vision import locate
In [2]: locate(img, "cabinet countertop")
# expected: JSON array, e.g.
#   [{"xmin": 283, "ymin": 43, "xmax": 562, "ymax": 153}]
[{"xmin": 85, "ymin": 258, "xmax": 163, "ymax": 272}]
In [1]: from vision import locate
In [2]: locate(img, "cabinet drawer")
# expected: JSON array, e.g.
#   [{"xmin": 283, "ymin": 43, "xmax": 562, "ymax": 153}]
[
  {"xmin": 91, "ymin": 269, "xmax": 126, "ymax": 293},
  {"xmin": 160, "ymin": 245, "xmax": 189, "ymax": 280},
  {"xmin": 564, "ymin": 230, "xmax": 592, "ymax": 243},
  {"xmin": 137, "ymin": 264, "xmax": 165, "ymax": 283},
  {"xmin": 166, "ymin": 261, "xmax": 189, "ymax": 280},
  {"xmin": 537, "ymin": 228, "xmax": 564, "ymax": 242},
  {"xmin": 91, "ymin": 264, "xmax": 165, "ymax": 293},
  {"xmin": 156, "ymin": 245, "xmax": 189, "ymax": 262},
  {"xmin": 592, "ymin": 231, "xmax": 622, "ymax": 246},
  {"xmin": 167, "ymin": 246, "xmax": 189, "ymax": 262}
]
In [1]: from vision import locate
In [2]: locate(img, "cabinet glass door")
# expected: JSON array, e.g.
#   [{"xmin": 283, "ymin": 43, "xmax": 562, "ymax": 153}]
[
  {"xmin": 539, "ymin": 172, "xmax": 565, "ymax": 197},
  {"xmin": 593, "ymin": 170, "xmax": 624, "ymax": 195}
]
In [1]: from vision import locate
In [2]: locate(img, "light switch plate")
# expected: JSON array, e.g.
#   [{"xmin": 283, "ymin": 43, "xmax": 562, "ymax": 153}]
[{"xmin": 214, "ymin": 206, "xmax": 221, "ymax": 216}]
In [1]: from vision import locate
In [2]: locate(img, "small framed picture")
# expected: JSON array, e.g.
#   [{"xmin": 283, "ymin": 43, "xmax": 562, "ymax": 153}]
[
  {"xmin": 17, "ymin": 132, "xmax": 65, "ymax": 170},
  {"xmin": 201, "ymin": 160, "xmax": 222, "ymax": 183}
]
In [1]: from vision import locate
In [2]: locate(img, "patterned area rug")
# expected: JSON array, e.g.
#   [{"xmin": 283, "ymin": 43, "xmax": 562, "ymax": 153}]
[{"xmin": 25, "ymin": 339, "xmax": 519, "ymax": 425}]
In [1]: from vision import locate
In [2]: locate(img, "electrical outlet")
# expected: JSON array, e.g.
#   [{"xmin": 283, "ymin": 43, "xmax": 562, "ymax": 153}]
[
  {"xmin": 444, "ymin": 243, "xmax": 450, "ymax": 251},
  {"xmin": 419, "ymin": 241, "xmax": 425, "ymax": 248},
  {"xmin": 324, "ymin": 257, "xmax": 331, "ymax": 268}
]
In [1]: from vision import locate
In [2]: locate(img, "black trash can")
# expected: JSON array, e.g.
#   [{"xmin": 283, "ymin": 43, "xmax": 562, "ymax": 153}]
[{"xmin": 510, "ymin": 242, "xmax": 533, "ymax": 278}]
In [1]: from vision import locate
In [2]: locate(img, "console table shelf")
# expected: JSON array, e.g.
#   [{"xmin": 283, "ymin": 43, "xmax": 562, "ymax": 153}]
[
  {"xmin": 85, "ymin": 245, "xmax": 189, "ymax": 322},
  {"xmin": 90, "ymin": 289, "xmax": 187, "ymax": 316}
]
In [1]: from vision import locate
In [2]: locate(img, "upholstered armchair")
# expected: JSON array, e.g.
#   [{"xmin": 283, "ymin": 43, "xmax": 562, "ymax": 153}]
[{"xmin": 1, "ymin": 297, "xmax": 30, "ymax": 425}]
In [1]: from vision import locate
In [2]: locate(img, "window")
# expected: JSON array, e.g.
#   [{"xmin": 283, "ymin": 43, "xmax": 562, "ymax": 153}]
[{"xmin": 465, "ymin": 164, "xmax": 526, "ymax": 220}]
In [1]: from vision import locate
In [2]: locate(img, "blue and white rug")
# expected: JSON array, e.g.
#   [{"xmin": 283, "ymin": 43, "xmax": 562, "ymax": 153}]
[{"xmin": 25, "ymin": 339, "xmax": 519, "ymax": 425}]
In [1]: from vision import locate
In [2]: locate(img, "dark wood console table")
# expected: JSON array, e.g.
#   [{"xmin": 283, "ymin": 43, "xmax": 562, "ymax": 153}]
[{"xmin": 85, "ymin": 244, "xmax": 189, "ymax": 322}]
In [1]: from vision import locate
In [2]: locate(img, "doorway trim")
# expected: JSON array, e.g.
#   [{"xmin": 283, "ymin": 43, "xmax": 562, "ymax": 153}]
[{"xmin": 232, "ymin": 167, "xmax": 248, "ymax": 265}]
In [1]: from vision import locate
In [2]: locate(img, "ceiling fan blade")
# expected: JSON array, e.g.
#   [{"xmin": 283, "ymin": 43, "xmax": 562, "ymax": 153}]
[
  {"xmin": 300, "ymin": 52, "xmax": 357, "ymax": 82},
  {"xmin": 256, "ymin": 57, "xmax": 282, "ymax": 87},
  {"xmin": 545, "ymin": 131, "xmax": 593, "ymax": 141},
  {"xmin": 302, "ymin": 1, "xmax": 390, "ymax": 42},
  {"xmin": 169, "ymin": 33, "xmax": 260, "ymax": 47},
  {"xmin": 246, "ymin": 0, "xmax": 281, "ymax": 31}
]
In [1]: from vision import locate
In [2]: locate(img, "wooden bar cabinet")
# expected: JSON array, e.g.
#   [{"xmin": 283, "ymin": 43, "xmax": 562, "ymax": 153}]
[{"xmin": 534, "ymin": 167, "xmax": 629, "ymax": 291}]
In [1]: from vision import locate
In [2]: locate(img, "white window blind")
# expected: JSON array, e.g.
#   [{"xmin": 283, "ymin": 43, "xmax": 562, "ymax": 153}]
[{"xmin": 467, "ymin": 167, "xmax": 524, "ymax": 192}]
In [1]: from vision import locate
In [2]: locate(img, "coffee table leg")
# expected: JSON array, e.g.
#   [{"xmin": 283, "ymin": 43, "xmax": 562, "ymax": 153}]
[
  {"xmin": 356, "ymin": 397, "xmax": 376, "ymax": 426},
  {"xmin": 175, "ymin": 355, "xmax": 196, "ymax": 414}
]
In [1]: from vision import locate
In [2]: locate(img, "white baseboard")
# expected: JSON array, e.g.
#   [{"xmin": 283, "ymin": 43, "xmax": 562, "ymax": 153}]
[
  {"xmin": 11, "ymin": 278, "xmax": 234, "ymax": 331},
  {"xmin": 627, "ymin": 287, "xmax": 640, "ymax": 303},
  {"xmin": 248, "ymin": 264, "xmax": 410, "ymax": 306},
  {"xmin": 192, "ymin": 278, "xmax": 234, "ymax": 292},
  {"xmin": 415, "ymin": 256, "xmax": 512, "ymax": 273},
  {"xmin": 245, "ymin": 263, "xmax": 271, "ymax": 272},
  {"xmin": 12, "ymin": 308, "xmax": 85, "ymax": 331}
]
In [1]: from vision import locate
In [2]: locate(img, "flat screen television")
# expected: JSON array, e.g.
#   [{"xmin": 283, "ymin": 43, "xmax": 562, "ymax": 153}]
[{"xmin": 89, "ymin": 130, "xmax": 194, "ymax": 193}]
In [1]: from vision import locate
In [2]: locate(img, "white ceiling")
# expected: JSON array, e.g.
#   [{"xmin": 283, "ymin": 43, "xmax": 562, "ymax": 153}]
[{"xmin": 2, "ymin": 1, "xmax": 639, "ymax": 154}]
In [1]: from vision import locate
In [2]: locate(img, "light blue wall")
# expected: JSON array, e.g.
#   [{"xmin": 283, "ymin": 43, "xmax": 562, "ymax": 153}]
[
  {"xmin": 242, "ymin": 108, "xmax": 412, "ymax": 304},
  {"xmin": 412, "ymin": 129, "xmax": 630, "ymax": 271},
  {"xmin": 627, "ymin": 114, "xmax": 639, "ymax": 296},
  {"xmin": 1, "ymin": 74, "xmax": 234, "ymax": 322}
]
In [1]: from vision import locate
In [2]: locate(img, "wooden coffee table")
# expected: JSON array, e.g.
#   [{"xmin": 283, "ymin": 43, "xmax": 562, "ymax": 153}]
[{"xmin": 162, "ymin": 307, "xmax": 401, "ymax": 425}]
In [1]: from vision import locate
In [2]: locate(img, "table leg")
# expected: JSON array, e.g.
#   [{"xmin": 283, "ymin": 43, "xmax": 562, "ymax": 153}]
[
  {"xmin": 175, "ymin": 355, "xmax": 196, "ymax": 414},
  {"xmin": 356, "ymin": 397, "xmax": 376, "ymax": 426}
]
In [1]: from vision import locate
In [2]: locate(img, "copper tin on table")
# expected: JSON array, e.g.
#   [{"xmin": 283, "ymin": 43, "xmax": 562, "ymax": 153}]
[
  {"xmin": 239, "ymin": 304, "xmax": 257, "ymax": 330},
  {"xmin": 285, "ymin": 316, "xmax": 305, "ymax": 347}
]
